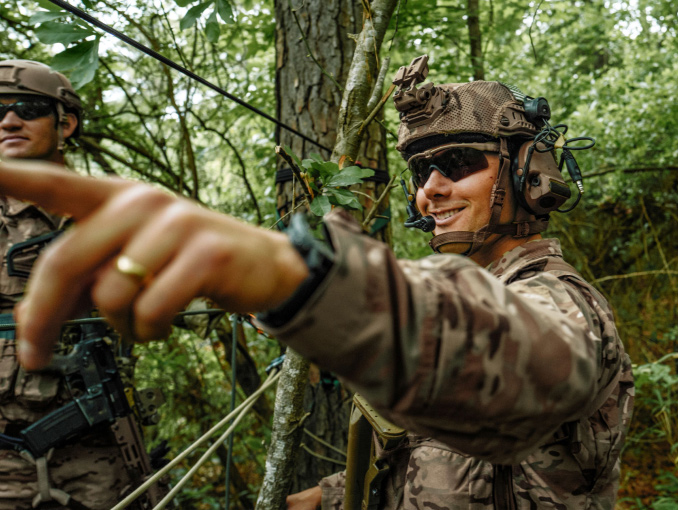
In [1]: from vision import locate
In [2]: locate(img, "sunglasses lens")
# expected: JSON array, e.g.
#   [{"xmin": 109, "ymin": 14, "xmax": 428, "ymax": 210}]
[
  {"xmin": 0, "ymin": 99, "xmax": 54, "ymax": 121},
  {"xmin": 410, "ymin": 148, "xmax": 490, "ymax": 186}
]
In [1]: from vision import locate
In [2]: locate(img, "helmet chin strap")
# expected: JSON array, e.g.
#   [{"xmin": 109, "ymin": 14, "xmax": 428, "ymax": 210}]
[
  {"xmin": 56, "ymin": 102, "xmax": 67, "ymax": 152},
  {"xmin": 429, "ymin": 137, "xmax": 549, "ymax": 255}
]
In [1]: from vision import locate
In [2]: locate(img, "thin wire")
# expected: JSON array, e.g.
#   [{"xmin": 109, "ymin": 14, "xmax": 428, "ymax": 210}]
[
  {"xmin": 110, "ymin": 368, "xmax": 282, "ymax": 510},
  {"xmin": 47, "ymin": 0, "xmax": 332, "ymax": 153}
]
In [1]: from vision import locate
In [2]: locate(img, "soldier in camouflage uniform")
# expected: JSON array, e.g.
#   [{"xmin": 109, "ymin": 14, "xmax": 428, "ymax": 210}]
[
  {"xmin": 0, "ymin": 60, "xmax": 145, "ymax": 510},
  {"xmin": 281, "ymin": 58, "xmax": 635, "ymax": 509},
  {"xmin": 0, "ymin": 58, "xmax": 633, "ymax": 509}
]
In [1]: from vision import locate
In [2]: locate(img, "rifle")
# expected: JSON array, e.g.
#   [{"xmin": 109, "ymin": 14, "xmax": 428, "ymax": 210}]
[
  {"xmin": 344, "ymin": 394, "xmax": 406, "ymax": 510},
  {"xmin": 0, "ymin": 320, "xmax": 169, "ymax": 508}
]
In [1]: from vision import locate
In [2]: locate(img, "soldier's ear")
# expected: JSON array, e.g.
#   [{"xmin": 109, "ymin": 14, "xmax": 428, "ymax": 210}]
[{"xmin": 62, "ymin": 113, "xmax": 78, "ymax": 139}]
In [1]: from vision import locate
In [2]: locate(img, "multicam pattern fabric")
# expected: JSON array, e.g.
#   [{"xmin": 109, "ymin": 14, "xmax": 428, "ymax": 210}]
[
  {"xmin": 0, "ymin": 198, "xmax": 137, "ymax": 510},
  {"xmin": 262, "ymin": 209, "xmax": 634, "ymax": 510},
  {"xmin": 395, "ymin": 81, "xmax": 537, "ymax": 153}
]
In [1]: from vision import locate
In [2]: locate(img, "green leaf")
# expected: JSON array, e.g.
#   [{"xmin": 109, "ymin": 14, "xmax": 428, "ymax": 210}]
[
  {"xmin": 174, "ymin": 0, "xmax": 194, "ymax": 6},
  {"xmin": 35, "ymin": 21, "xmax": 95, "ymax": 45},
  {"xmin": 180, "ymin": 1, "xmax": 212, "ymax": 30},
  {"xmin": 301, "ymin": 159, "xmax": 320, "ymax": 179},
  {"xmin": 51, "ymin": 39, "xmax": 98, "ymax": 71},
  {"xmin": 216, "ymin": 0, "xmax": 234, "ymax": 24},
  {"xmin": 316, "ymin": 161, "xmax": 339, "ymax": 183},
  {"xmin": 325, "ymin": 166, "xmax": 375, "ymax": 187},
  {"xmin": 53, "ymin": 39, "xmax": 100, "ymax": 89},
  {"xmin": 81, "ymin": 0, "xmax": 95, "ymax": 8},
  {"xmin": 34, "ymin": 0, "xmax": 63, "ymax": 11},
  {"xmin": 325, "ymin": 188, "xmax": 362, "ymax": 209},
  {"xmin": 29, "ymin": 11, "xmax": 66, "ymax": 25},
  {"xmin": 309, "ymin": 195, "xmax": 331, "ymax": 216},
  {"xmin": 205, "ymin": 10, "xmax": 220, "ymax": 42},
  {"xmin": 282, "ymin": 145, "xmax": 303, "ymax": 169}
]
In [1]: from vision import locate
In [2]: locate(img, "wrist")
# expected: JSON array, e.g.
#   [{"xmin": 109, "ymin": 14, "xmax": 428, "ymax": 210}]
[{"xmin": 258, "ymin": 215, "xmax": 334, "ymax": 327}]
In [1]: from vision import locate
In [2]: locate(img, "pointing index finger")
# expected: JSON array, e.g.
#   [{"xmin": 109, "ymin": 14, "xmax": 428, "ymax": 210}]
[{"xmin": 0, "ymin": 160, "xmax": 129, "ymax": 220}]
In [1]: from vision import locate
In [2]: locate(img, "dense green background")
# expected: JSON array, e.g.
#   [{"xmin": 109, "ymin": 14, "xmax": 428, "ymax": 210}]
[{"xmin": 1, "ymin": 0, "xmax": 676, "ymax": 507}]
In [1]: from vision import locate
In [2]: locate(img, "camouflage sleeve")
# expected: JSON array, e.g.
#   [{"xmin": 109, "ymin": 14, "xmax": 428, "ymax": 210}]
[
  {"xmin": 261, "ymin": 210, "xmax": 624, "ymax": 464},
  {"xmin": 319, "ymin": 471, "xmax": 345, "ymax": 510}
]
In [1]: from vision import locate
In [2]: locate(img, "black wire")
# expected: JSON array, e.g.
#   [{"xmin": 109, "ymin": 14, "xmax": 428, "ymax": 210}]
[
  {"xmin": 47, "ymin": 0, "xmax": 332, "ymax": 154},
  {"xmin": 532, "ymin": 122, "xmax": 595, "ymax": 152},
  {"xmin": 524, "ymin": 121, "xmax": 595, "ymax": 214}
]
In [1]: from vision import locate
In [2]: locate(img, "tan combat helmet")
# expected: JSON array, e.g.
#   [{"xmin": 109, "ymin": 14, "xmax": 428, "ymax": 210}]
[
  {"xmin": 392, "ymin": 55, "xmax": 587, "ymax": 256},
  {"xmin": 0, "ymin": 59, "xmax": 83, "ymax": 147}
]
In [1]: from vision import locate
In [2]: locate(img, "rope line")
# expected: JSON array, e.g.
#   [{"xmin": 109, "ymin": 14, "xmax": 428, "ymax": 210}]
[
  {"xmin": 300, "ymin": 443, "xmax": 347, "ymax": 467},
  {"xmin": 110, "ymin": 368, "xmax": 282, "ymax": 510},
  {"xmin": 303, "ymin": 428, "xmax": 347, "ymax": 457},
  {"xmin": 47, "ymin": 0, "xmax": 332, "ymax": 153},
  {"xmin": 151, "ymin": 383, "xmax": 261, "ymax": 510}
]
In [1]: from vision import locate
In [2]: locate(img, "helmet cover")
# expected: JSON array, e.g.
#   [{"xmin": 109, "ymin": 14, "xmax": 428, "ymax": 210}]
[{"xmin": 394, "ymin": 56, "xmax": 540, "ymax": 154}]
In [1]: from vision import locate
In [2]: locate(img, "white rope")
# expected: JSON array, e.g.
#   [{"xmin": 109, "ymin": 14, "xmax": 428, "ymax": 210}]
[{"xmin": 111, "ymin": 369, "xmax": 282, "ymax": 510}]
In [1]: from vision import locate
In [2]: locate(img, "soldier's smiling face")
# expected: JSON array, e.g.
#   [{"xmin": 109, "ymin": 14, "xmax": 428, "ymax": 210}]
[
  {"xmin": 414, "ymin": 146, "xmax": 526, "ymax": 265},
  {"xmin": 0, "ymin": 96, "xmax": 75, "ymax": 163},
  {"xmin": 415, "ymin": 151, "xmax": 503, "ymax": 236}
]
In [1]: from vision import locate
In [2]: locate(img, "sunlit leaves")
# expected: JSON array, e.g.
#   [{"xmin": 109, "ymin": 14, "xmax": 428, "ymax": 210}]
[
  {"xmin": 205, "ymin": 10, "xmax": 220, "ymax": 42},
  {"xmin": 34, "ymin": 20, "xmax": 95, "ymax": 45},
  {"xmin": 50, "ymin": 38, "xmax": 100, "ymax": 89},
  {"xmin": 34, "ymin": 0, "xmax": 63, "ymax": 11},
  {"xmin": 28, "ymin": 10, "xmax": 66, "ymax": 24},
  {"xmin": 216, "ymin": 0, "xmax": 234, "ymax": 23},
  {"xmin": 177, "ymin": 0, "xmax": 234, "ymax": 37},
  {"xmin": 179, "ymin": 1, "xmax": 212, "ymax": 30}
]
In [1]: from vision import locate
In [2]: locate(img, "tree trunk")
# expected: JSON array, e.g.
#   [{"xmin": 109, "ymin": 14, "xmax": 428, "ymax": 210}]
[
  {"xmin": 255, "ymin": 349, "xmax": 310, "ymax": 509},
  {"xmin": 262, "ymin": 0, "xmax": 395, "ymax": 503},
  {"xmin": 274, "ymin": 0, "xmax": 392, "ymax": 243},
  {"xmin": 467, "ymin": 0, "xmax": 485, "ymax": 81}
]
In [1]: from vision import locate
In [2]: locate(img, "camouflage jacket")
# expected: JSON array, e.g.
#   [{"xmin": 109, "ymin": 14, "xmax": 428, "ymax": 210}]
[
  {"xmin": 0, "ymin": 197, "xmax": 73, "ymax": 426},
  {"xmin": 0, "ymin": 196, "xmax": 65, "ymax": 311},
  {"xmin": 262, "ymin": 210, "xmax": 634, "ymax": 510}
]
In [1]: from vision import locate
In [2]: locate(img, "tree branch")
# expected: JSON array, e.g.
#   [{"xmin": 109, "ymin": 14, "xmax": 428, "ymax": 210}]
[
  {"xmin": 99, "ymin": 57, "xmax": 174, "ymax": 173},
  {"xmin": 331, "ymin": 0, "xmax": 400, "ymax": 166},
  {"xmin": 275, "ymin": 146, "xmax": 314, "ymax": 203},
  {"xmin": 188, "ymin": 109, "xmax": 264, "ymax": 224},
  {"xmin": 362, "ymin": 174, "xmax": 397, "ymax": 228}
]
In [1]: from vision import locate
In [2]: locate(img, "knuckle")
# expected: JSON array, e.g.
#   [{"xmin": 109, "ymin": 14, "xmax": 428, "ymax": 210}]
[
  {"xmin": 115, "ymin": 185, "xmax": 173, "ymax": 215},
  {"xmin": 155, "ymin": 201, "xmax": 199, "ymax": 234}
]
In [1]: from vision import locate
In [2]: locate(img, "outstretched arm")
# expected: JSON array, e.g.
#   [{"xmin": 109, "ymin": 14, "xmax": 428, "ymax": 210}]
[{"xmin": 0, "ymin": 160, "xmax": 308, "ymax": 370}]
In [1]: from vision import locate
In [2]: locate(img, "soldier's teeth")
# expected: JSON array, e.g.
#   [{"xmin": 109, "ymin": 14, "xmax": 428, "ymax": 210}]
[{"xmin": 437, "ymin": 209, "xmax": 461, "ymax": 219}]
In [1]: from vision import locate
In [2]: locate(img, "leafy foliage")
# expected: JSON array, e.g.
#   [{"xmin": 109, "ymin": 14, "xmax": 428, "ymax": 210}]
[{"xmin": 0, "ymin": 0, "xmax": 677, "ymax": 505}]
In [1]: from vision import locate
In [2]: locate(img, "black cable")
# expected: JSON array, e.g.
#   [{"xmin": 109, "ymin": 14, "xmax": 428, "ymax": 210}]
[
  {"xmin": 529, "ymin": 121, "xmax": 595, "ymax": 213},
  {"xmin": 47, "ymin": 0, "xmax": 332, "ymax": 153}
]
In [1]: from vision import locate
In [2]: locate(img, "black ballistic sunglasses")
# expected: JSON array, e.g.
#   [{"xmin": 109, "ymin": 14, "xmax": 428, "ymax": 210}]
[
  {"xmin": 0, "ymin": 98, "xmax": 55, "ymax": 122},
  {"xmin": 408, "ymin": 142, "xmax": 500, "ymax": 187}
]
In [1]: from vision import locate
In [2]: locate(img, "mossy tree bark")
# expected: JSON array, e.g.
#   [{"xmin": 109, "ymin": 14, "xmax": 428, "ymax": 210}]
[{"xmin": 258, "ymin": 1, "xmax": 398, "ymax": 508}]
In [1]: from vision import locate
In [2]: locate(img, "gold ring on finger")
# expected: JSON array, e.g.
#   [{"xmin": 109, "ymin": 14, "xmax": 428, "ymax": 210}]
[{"xmin": 115, "ymin": 255, "xmax": 150, "ymax": 284}]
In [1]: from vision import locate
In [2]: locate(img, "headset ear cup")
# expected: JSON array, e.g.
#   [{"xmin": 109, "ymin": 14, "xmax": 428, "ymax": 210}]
[
  {"xmin": 511, "ymin": 140, "xmax": 534, "ymax": 213},
  {"xmin": 512, "ymin": 141, "xmax": 571, "ymax": 216}
]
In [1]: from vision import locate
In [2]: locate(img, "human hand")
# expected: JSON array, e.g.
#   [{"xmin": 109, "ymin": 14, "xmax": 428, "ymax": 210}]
[
  {"xmin": 286, "ymin": 486, "xmax": 322, "ymax": 510},
  {"xmin": 0, "ymin": 160, "xmax": 308, "ymax": 370}
]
